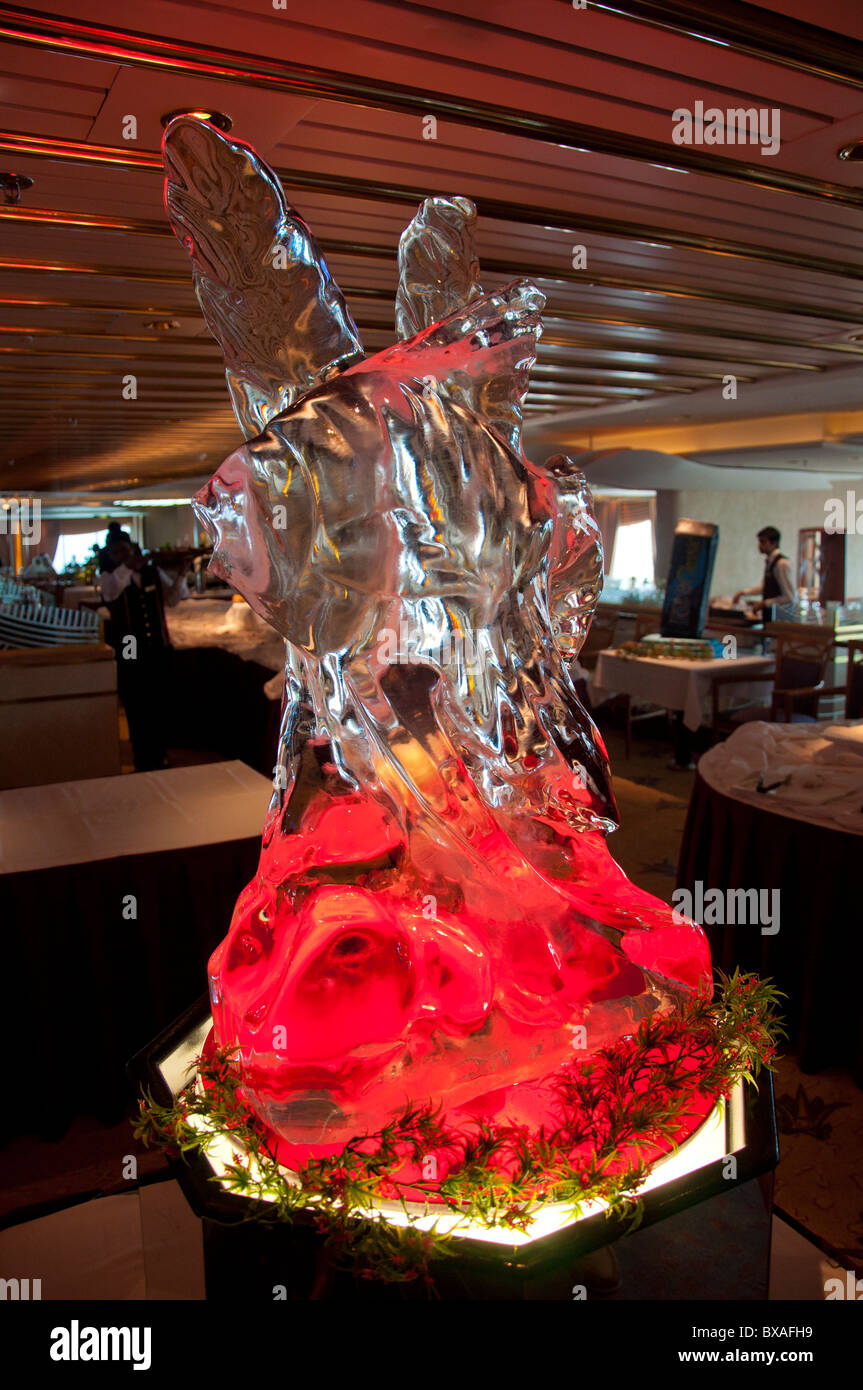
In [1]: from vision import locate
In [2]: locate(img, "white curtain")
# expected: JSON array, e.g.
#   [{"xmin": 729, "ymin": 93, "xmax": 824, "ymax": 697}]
[{"xmin": 593, "ymin": 500, "xmax": 620, "ymax": 574}]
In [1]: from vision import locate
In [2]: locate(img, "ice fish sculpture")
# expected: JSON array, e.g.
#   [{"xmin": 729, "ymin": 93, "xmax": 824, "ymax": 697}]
[{"xmin": 163, "ymin": 117, "xmax": 711, "ymax": 1154}]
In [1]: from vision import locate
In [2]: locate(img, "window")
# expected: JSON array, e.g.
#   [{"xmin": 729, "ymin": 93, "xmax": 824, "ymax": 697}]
[
  {"xmin": 610, "ymin": 519, "xmax": 654, "ymax": 586},
  {"xmin": 54, "ymin": 530, "xmax": 105, "ymax": 571}
]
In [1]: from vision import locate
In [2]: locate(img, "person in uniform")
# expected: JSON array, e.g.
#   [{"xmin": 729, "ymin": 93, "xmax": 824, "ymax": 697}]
[
  {"xmin": 99, "ymin": 533, "xmax": 189, "ymax": 770},
  {"xmin": 732, "ymin": 525, "xmax": 797, "ymax": 622}
]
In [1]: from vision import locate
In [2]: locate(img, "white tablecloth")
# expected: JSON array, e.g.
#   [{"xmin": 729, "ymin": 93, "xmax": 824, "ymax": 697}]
[
  {"xmin": 58, "ymin": 584, "xmax": 100, "ymax": 610},
  {"xmin": 0, "ymin": 760, "xmax": 273, "ymax": 874},
  {"xmin": 166, "ymin": 598, "xmax": 285, "ymax": 673},
  {"xmin": 592, "ymin": 650, "xmax": 774, "ymax": 732},
  {"xmin": 696, "ymin": 721, "xmax": 863, "ymax": 833}
]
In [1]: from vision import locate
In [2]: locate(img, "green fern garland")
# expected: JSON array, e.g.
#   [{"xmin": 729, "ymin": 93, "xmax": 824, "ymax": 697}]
[{"xmin": 134, "ymin": 969, "xmax": 783, "ymax": 1286}]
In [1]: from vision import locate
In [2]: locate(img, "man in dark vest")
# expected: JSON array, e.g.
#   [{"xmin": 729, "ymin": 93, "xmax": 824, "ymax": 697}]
[
  {"xmin": 732, "ymin": 525, "xmax": 796, "ymax": 623},
  {"xmin": 99, "ymin": 534, "xmax": 189, "ymax": 770}
]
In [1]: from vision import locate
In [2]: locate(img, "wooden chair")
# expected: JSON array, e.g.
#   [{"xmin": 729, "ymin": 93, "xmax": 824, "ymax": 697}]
[
  {"xmin": 582, "ymin": 609, "xmax": 668, "ymax": 757},
  {"xmin": 578, "ymin": 609, "xmax": 619, "ymax": 673},
  {"xmin": 819, "ymin": 639, "xmax": 863, "ymax": 719},
  {"xmin": 711, "ymin": 621, "xmax": 834, "ymax": 740},
  {"xmin": 845, "ymin": 640, "xmax": 863, "ymax": 718},
  {"xmin": 633, "ymin": 614, "xmax": 660, "ymax": 642},
  {"xmin": 621, "ymin": 613, "xmax": 669, "ymax": 758}
]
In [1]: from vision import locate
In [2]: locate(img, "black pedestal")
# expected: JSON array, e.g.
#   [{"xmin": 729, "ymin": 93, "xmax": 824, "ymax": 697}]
[{"xmin": 130, "ymin": 997, "xmax": 779, "ymax": 1301}]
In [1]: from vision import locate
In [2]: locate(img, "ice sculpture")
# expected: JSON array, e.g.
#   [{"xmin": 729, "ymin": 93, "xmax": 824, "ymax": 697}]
[{"xmin": 163, "ymin": 118, "xmax": 711, "ymax": 1157}]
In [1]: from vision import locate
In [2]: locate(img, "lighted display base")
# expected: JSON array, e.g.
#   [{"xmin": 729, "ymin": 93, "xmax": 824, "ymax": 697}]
[{"xmin": 130, "ymin": 997, "xmax": 778, "ymax": 1300}]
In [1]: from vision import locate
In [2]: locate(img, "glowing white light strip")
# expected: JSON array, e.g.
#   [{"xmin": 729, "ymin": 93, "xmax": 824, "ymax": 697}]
[{"xmin": 157, "ymin": 1027, "xmax": 742, "ymax": 1248}]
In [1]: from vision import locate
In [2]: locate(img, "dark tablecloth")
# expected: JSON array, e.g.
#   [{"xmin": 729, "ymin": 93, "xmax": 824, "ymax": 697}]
[
  {"xmin": 3, "ymin": 835, "xmax": 261, "ymax": 1144},
  {"xmin": 167, "ymin": 647, "xmax": 282, "ymax": 777},
  {"xmin": 677, "ymin": 771, "xmax": 862, "ymax": 1083},
  {"xmin": 1, "ymin": 644, "xmax": 282, "ymax": 1145}
]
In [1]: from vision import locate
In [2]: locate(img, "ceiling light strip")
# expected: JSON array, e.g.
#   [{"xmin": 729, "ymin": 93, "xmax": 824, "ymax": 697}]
[
  {"xmin": 3, "ymin": 251, "xmax": 863, "ymax": 330},
  {"xmin": 3, "ymin": 150, "xmax": 863, "ymax": 281},
  {"xmin": 0, "ymin": 322, "xmax": 820, "ymax": 369},
  {"xmin": 3, "ymin": 292, "xmax": 861, "ymax": 360}
]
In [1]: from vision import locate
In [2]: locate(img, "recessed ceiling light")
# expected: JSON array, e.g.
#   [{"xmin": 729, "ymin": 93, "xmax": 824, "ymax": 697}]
[
  {"xmin": 837, "ymin": 139, "xmax": 863, "ymax": 162},
  {"xmin": 144, "ymin": 319, "xmax": 181, "ymax": 331},
  {"xmin": 160, "ymin": 109, "xmax": 232, "ymax": 132}
]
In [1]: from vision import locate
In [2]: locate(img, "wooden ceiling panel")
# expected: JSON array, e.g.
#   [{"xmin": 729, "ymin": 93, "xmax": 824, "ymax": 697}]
[
  {"xmin": 416, "ymin": 0, "xmax": 863, "ymax": 113},
  {"xmin": 2, "ymin": 0, "xmax": 863, "ymax": 489}
]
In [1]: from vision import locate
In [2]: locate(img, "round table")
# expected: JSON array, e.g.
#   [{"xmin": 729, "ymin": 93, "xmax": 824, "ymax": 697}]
[{"xmin": 677, "ymin": 722, "xmax": 863, "ymax": 1083}]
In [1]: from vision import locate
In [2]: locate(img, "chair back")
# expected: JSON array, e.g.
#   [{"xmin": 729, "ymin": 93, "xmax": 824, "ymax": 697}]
[
  {"xmin": 634, "ymin": 613, "xmax": 658, "ymax": 641},
  {"xmin": 766, "ymin": 622, "xmax": 834, "ymax": 718},
  {"xmin": 845, "ymin": 640, "xmax": 863, "ymax": 720},
  {"xmin": 579, "ymin": 611, "xmax": 617, "ymax": 670}
]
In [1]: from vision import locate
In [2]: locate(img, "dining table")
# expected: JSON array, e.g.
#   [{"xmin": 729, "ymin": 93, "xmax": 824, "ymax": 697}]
[
  {"xmin": 164, "ymin": 598, "xmax": 285, "ymax": 776},
  {"xmin": 165, "ymin": 597, "xmax": 285, "ymax": 674},
  {"xmin": 677, "ymin": 720, "xmax": 863, "ymax": 1082},
  {"xmin": 0, "ymin": 760, "xmax": 273, "ymax": 1141},
  {"xmin": 591, "ymin": 640, "xmax": 774, "ymax": 764}
]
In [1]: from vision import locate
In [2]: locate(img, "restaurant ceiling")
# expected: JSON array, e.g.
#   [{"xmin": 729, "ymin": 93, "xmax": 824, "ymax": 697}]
[{"xmin": 1, "ymin": 0, "xmax": 863, "ymax": 494}]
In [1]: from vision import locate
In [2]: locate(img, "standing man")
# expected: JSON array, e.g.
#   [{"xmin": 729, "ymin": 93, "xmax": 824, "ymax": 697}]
[
  {"xmin": 732, "ymin": 526, "xmax": 797, "ymax": 622},
  {"xmin": 99, "ymin": 533, "xmax": 189, "ymax": 770}
]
